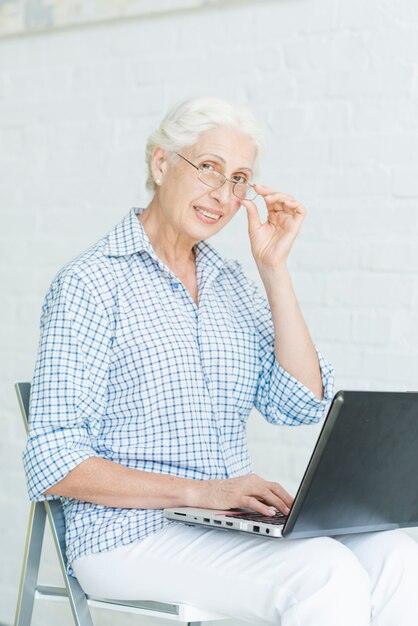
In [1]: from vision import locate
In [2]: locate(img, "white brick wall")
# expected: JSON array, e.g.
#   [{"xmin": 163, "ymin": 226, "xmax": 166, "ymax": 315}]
[{"xmin": 1, "ymin": 0, "xmax": 418, "ymax": 624}]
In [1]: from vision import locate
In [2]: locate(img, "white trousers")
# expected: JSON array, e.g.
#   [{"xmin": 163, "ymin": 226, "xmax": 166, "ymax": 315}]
[{"xmin": 72, "ymin": 523, "xmax": 418, "ymax": 626}]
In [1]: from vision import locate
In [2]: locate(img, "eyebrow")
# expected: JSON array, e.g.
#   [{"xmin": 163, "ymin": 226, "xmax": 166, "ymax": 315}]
[{"xmin": 196, "ymin": 153, "xmax": 253, "ymax": 174}]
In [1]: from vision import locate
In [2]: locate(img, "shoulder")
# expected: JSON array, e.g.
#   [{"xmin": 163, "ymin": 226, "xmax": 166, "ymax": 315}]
[{"xmin": 43, "ymin": 234, "xmax": 118, "ymax": 319}]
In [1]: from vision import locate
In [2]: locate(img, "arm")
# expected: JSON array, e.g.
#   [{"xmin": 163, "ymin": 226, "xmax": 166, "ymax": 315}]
[
  {"xmin": 44, "ymin": 457, "xmax": 197, "ymax": 508},
  {"xmin": 45, "ymin": 457, "xmax": 293, "ymax": 516},
  {"xmin": 243, "ymin": 184, "xmax": 324, "ymax": 399},
  {"xmin": 260, "ymin": 266, "xmax": 323, "ymax": 399},
  {"xmin": 23, "ymin": 270, "xmax": 112, "ymax": 501}
]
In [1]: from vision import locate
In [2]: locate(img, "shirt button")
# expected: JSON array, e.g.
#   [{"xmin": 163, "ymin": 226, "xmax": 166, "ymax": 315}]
[
  {"xmin": 172, "ymin": 282, "xmax": 180, "ymax": 290},
  {"xmin": 205, "ymin": 375, "xmax": 211, "ymax": 384}
]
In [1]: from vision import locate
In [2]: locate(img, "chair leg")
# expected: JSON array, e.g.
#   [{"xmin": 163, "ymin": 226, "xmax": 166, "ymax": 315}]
[
  {"xmin": 46, "ymin": 501, "xmax": 94, "ymax": 626},
  {"xmin": 14, "ymin": 502, "xmax": 46, "ymax": 626}
]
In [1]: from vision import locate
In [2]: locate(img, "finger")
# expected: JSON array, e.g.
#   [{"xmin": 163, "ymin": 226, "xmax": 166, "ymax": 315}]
[
  {"xmin": 263, "ymin": 496, "xmax": 291, "ymax": 516},
  {"xmin": 241, "ymin": 198, "xmax": 262, "ymax": 232},
  {"xmin": 244, "ymin": 475, "xmax": 293, "ymax": 514},
  {"xmin": 269, "ymin": 483, "xmax": 294, "ymax": 508},
  {"xmin": 265, "ymin": 194, "xmax": 304, "ymax": 211},
  {"xmin": 243, "ymin": 496, "xmax": 277, "ymax": 517},
  {"xmin": 268, "ymin": 202, "xmax": 305, "ymax": 220},
  {"xmin": 254, "ymin": 184, "xmax": 296, "ymax": 202},
  {"xmin": 257, "ymin": 490, "xmax": 292, "ymax": 515},
  {"xmin": 269, "ymin": 205, "xmax": 301, "ymax": 217},
  {"xmin": 266, "ymin": 195, "xmax": 299, "ymax": 207}
]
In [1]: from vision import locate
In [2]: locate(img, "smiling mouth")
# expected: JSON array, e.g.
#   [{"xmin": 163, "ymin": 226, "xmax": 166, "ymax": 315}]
[{"xmin": 193, "ymin": 206, "xmax": 223, "ymax": 221}]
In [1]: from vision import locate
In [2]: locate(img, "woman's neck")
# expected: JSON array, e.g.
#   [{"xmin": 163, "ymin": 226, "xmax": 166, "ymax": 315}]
[{"xmin": 139, "ymin": 201, "xmax": 196, "ymax": 270}]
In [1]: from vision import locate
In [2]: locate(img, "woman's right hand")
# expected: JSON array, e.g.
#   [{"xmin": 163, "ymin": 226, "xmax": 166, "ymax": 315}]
[{"xmin": 193, "ymin": 473, "xmax": 294, "ymax": 516}]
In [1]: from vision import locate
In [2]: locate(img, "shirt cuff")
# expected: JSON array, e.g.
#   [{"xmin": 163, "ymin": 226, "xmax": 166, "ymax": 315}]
[
  {"xmin": 23, "ymin": 439, "xmax": 99, "ymax": 501},
  {"xmin": 266, "ymin": 348, "xmax": 334, "ymax": 425}
]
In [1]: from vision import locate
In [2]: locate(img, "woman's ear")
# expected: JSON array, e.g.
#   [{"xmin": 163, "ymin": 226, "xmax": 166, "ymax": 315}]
[{"xmin": 151, "ymin": 146, "xmax": 168, "ymax": 186}]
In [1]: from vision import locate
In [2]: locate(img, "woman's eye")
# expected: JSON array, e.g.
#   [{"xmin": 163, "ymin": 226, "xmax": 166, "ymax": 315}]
[
  {"xmin": 201, "ymin": 162, "xmax": 215, "ymax": 171},
  {"xmin": 233, "ymin": 175, "xmax": 248, "ymax": 184}
]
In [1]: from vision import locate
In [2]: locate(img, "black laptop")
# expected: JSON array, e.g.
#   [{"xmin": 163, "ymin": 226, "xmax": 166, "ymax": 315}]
[{"xmin": 164, "ymin": 391, "xmax": 418, "ymax": 538}]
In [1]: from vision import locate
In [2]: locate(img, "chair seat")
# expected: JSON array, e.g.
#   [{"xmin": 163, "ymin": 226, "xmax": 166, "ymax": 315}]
[{"xmin": 35, "ymin": 585, "xmax": 226, "ymax": 622}]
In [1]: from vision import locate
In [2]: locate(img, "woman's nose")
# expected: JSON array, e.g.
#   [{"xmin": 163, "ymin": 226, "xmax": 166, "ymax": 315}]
[{"xmin": 208, "ymin": 181, "xmax": 233, "ymax": 203}]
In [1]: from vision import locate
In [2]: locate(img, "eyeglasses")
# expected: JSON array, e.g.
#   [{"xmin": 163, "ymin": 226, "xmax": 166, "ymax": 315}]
[{"xmin": 174, "ymin": 153, "xmax": 258, "ymax": 201}]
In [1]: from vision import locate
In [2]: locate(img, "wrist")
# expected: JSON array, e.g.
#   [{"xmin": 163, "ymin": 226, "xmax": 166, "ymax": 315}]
[
  {"xmin": 185, "ymin": 478, "xmax": 206, "ymax": 508},
  {"xmin": 259, "ymin": 264, "xmax": 291, "ymax": 289},
  {"xmin": 257, "ymin": 257, "xmax": 288, "ymax": 274}
]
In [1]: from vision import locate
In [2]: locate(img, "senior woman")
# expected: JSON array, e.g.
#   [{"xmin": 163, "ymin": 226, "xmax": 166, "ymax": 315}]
[{"xmin": 24, "ymin": 97, "xmax": 418, "ymax": 626}]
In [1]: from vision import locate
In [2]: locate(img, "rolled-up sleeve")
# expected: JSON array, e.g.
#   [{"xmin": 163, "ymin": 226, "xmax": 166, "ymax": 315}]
[
  {"xmin": 246, "ymin": 275, "xmax": 334, "ymax": 425},
  {"xmin": 23, "ymin": 270, "xmax": 112, "ymax": 501},
  {"xmin": 256, "ymin": 349, "xmax": 334, "ymax": 425}
]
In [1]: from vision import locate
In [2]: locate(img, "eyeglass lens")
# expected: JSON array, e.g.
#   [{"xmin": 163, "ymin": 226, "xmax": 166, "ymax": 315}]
[{"xmin": 198, "ymin": 170, "xmax": 257, "ymax": 201}]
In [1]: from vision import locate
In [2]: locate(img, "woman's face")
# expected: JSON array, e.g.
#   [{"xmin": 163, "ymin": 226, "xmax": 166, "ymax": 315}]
[{"xmin": 153, "ymin": 125, "xmax": 257, "ymax": 244}]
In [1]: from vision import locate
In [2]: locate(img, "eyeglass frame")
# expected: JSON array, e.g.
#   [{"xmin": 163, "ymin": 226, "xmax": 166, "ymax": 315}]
[{"xmin": 173, "ymin": 152, "xmax": 258, "ymax": 201}]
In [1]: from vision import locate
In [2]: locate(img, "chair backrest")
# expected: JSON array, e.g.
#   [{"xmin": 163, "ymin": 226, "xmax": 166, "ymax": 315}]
[
  {"xmin": 14, "ymin": 381, "xmax": 96, "ymax": 626},
  {"xmin": 16, "ymin": 381, "xmax": 31, "ymax": 434}
]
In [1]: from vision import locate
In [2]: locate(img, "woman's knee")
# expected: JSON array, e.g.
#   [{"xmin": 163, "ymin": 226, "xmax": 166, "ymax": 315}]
[
  {"xmin": 310, "ymin": 536, "xmax": 371, "ymax": 592},
  {"xmin": 272, "ymin": 537, "xmax": 371, "ymax": 626},
  {"xmin": 339, "ymin": 529, "xmax": 418, "ymax": 578},
  {"xmin": 269, "ymin": 537, "xmax": 370, "ymax": 604}
]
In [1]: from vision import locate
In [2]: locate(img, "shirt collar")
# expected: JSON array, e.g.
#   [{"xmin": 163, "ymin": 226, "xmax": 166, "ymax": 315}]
[
  {"xmin": 104, "ymin": 208, "xmax": 153, "ymax": 258},
  {"xmin": 194, "ymin": 238, "xmax": 229, "ymax": 274},
  {"xmin": 103, "ymin": 207, "xmax": 233, "ymax": 274}
]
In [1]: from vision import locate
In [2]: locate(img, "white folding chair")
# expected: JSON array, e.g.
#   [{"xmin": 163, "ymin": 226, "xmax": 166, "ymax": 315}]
[{"xmin": 14, "ymin": 382, "xmax": 228, "ymax": 626}]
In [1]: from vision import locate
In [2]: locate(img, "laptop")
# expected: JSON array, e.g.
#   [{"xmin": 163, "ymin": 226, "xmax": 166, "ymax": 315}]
[{"xmin": 164, "ymin": 390, "xmax": 418, "ymax": 539}]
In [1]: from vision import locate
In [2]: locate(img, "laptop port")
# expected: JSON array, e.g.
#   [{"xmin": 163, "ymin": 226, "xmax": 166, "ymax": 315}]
[
  {"xmin": 214, "ymin": 519, "xmax": 222, "ymax": 525},
  {"xmin": 253, "ymin": 525, "xmax": 260, "ymax": 533},
  {"xmin": 226, "ymin": 521, "xmax": 233, "ymax": 527},
  {"xmin": 203, "ymin": 518, "xmax": 210, "ymax": 522}
]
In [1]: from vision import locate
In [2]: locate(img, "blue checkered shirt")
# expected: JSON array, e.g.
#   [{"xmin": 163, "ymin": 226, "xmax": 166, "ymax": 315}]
[{"xmin": 23, "ymin": 207, "xmax": 334, "ymax": 573}]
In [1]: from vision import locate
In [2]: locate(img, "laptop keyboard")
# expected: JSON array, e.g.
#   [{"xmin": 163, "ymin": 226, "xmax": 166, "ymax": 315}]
[{"xmin": 232, "ymin": 511, "xmax": 288, "ymax": 526}]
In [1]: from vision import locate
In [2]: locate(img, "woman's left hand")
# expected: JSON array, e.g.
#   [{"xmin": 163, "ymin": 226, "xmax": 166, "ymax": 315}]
[{"xmin": 242, "ymin": 183, "xmax": 307, "ymax": 271}]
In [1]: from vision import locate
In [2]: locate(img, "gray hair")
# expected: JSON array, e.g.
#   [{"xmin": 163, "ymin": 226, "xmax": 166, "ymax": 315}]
[{"xmin": 145, "ymin": 96, "xmax": 265, "ymax": 191}]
